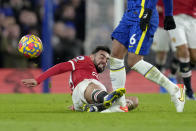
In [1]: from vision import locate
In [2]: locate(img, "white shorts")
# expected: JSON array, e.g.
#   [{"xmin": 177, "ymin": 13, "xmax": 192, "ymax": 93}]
[
  {"xmin": 72, "ymin": 79, "xmax": 106, "ymax": 111},
  {"xmin": 152, "ymin": 27, "xmax": 170, "ymax": 52},
  {"xmin": 168, "ymin": 14, "xmax": 196, "ymax": 49}
]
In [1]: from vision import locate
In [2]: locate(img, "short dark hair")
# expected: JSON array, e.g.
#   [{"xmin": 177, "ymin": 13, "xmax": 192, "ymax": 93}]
[{"xmin": 91, "ymin": 46, "xmax": 111, "ymax": 54}]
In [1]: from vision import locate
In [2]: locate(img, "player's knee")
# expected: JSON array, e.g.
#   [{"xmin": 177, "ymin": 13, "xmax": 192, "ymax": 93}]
[{"xmin": 176, "ymin": 45, "xmax": 190, "ymax": 58}]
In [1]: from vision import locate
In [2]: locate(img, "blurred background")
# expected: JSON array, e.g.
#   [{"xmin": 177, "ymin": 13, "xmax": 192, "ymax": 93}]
[{"xmin": 0, "ymin": 0, "xmax": 195, "ymax": 94}]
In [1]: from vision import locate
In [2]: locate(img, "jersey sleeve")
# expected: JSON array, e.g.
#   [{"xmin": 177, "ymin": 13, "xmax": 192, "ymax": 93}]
[
  {"xmin": 36, "ymin": 61, "xmax": 74, "ymax": 84},
  {"xmin": 146, "ymin": 0, "xmax": 158, "ymax": 10},
  {"xmin": 163, "ymin": 0, "xmax": 173, "ymax": 16}
]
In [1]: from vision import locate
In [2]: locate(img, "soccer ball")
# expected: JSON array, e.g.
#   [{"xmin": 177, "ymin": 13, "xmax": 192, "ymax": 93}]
[{"xmin": 18, "ymin": 35, "xmax": 43, "ymax": 58}]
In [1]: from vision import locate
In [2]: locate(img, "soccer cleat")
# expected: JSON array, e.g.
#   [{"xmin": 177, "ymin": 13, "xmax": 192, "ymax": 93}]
[
  {"xmin": 82, "ymin": 104, "xmax": 98, "ymax": 112},
  {"xmin": 171, "ymin": 84, "xmax": 186, "ymax": 112},
  {"xmin": 103, "ymin": 88, "xmax": 126, "ymax": 109}
]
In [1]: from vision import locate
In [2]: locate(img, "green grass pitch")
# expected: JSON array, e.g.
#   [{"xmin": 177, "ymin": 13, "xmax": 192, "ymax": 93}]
[{"xmin": 0, "ymin": 94, "xmax": 196, "ymax": 131}]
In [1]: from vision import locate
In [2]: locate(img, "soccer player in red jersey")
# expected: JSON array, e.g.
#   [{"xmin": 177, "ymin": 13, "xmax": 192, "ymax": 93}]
[
  {"xmin": 22, "ymin": 46, "xmax": 138, "ymax": 112},
  {"xmin": 167, "ymin": 0, "xmax": 196, "ymax": 100}
]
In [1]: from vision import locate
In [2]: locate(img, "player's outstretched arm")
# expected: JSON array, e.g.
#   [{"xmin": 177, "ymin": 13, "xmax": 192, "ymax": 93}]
[
  {"xmin": 35, "ymin": 61, "xmax": 73, "ymax": 84},
  {"xmin": 22, "ymin": 79, "xmax": 38, "ymax": 88},
  {"xmin": 22, "ymin": 61, "xmax": 73, "ymax": 88}
]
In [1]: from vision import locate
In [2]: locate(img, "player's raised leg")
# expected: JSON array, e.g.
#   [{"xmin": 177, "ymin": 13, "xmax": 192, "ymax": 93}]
[{"xmin": 129, "ymin": 53, "xmax": 185, "ymax": 112}]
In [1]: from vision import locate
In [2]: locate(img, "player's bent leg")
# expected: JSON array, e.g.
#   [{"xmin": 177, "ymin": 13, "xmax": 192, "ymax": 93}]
[
  {"xmin": 69, "ymin": 96, "xmax": 139, "ymax": 112},
  {"xmin": 84, "ymin": 82, "xmax": 107, "ymax": 104},
  {"xmin": 71, "ymin": 79, "xmax": 107, "ymax": 112},
  {"xmin": 83, "ymin": 88, "xmax": 126, "ymax": 112},
  {"xmin": 83, "ymin": 81, "xmax": 126, "ymax": 112}
]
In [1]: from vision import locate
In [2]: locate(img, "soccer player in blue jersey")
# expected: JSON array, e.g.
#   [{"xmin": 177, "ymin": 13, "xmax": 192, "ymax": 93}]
[{"xmin": 110, "ymin": 0, "xmax": 185, "ymax": 112}]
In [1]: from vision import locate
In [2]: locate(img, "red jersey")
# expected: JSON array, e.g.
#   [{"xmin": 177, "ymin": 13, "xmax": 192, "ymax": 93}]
[
  {"xmin": 69, "ymin": 56, "xmax": 98, "ymax": 90},
  {"xmin": 173, "ymin": 0, "xmax": 196, "ymax": 18},
  {"xmin": 36, "ymin": 56, "xmax": 98, "ymax": 91}
]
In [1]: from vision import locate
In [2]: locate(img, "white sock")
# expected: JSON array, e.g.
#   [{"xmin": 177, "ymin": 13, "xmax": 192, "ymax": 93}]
[
  {"xmin": 110, "ymin": 57, "xmax": 126, "ymax": 107},
  {"xmin": 131, "ymin": 60, "xmax": 178, "ymax": 95}
]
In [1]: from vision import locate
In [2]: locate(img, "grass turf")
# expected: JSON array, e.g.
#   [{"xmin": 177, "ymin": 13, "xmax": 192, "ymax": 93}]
[{"xmin": 0, "ymin": 94, "xmax": 196, "ymax": 131}]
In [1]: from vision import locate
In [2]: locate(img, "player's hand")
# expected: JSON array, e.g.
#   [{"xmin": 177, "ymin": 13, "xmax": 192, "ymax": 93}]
[
  {"xmin": 164, "ymin": 16, "xmax": 176, "ymax": 30},
  {"xmin": 21, "ymin": 79, "xmax": 38, "ymax": 88},
  {"xmin": 140, "ymin": 8, "xmax": 152, "ymax": 31}
]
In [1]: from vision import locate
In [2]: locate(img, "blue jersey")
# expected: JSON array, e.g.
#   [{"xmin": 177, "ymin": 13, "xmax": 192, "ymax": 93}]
[
  {"xmin": 124, "ymin": 0, "xmax": 173, "ymax": 22},
  {"xmin": 111, "ymin": 0, "xmax": 174, "ymax": 55}
]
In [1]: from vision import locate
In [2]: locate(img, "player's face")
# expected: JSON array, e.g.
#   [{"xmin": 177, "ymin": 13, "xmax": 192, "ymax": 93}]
[{"xmin": 93, "ymin": 50, "xmax": 110, "ymax": 73}]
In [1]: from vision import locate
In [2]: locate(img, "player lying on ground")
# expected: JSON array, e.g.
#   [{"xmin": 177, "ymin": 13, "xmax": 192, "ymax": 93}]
[{"xmin": 22, "ymin": 46, "xmax": 137, "ymax": 112}]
